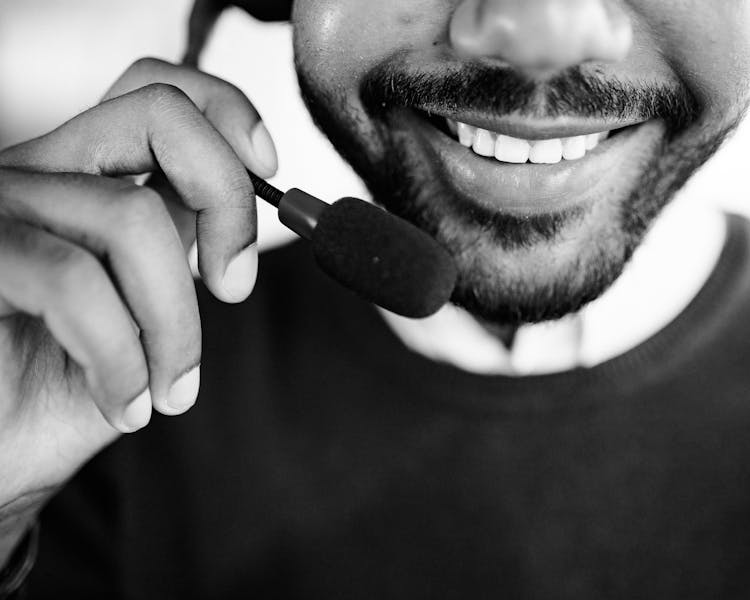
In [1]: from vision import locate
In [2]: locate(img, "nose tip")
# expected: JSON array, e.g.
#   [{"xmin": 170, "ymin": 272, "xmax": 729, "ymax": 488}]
[{"xmin": 449, "ymin": 0, "xmax": 633, "ymax": 71}]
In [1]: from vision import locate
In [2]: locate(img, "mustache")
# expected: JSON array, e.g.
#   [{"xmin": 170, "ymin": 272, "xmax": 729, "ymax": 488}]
[{"xmin": 361, "ymin": 60, "xmax": 700, "ymax": 135}]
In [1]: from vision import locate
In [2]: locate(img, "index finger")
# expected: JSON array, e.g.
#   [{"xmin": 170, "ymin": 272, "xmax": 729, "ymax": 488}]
[{"xmin": 104, "ymin": 57, "xmax": 278, "ymax": 179}]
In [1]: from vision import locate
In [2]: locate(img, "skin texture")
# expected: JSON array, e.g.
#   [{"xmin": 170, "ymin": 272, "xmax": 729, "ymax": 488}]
[
  {"xmin": 0, "ymin": 58, "xmax": 277, "ymax": 567},
  {"xmin": 291, "ymin": 0, "xmax": 750, "ymax": 325}
]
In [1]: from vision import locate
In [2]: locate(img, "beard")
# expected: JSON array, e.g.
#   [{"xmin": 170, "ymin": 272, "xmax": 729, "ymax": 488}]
[{"xmin": 295, "ymin": 54, "xmax": 741, "ymax": 326}]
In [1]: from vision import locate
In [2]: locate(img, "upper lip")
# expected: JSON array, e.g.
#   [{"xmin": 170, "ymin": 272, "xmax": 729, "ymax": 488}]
[{"xmin": 418, "ymin": 107, "xmax": 648, "ymax": 140}]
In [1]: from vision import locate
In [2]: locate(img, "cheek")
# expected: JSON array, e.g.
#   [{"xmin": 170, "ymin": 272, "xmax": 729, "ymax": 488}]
[
  {"xmin": 293, "ymin": 0, "xmax": 449, "ymax": 94},
  {"xmin": 631, "ymin": 1, "xmax": 750, "ymax": 116}
]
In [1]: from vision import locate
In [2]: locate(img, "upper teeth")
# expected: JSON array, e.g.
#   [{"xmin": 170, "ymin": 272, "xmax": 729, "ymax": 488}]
[{"xmin": 448, "ymin": 119, "xmax": 610, "ymax": 165}]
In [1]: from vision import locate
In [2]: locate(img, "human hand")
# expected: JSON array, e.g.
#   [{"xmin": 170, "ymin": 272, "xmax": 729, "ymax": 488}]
[{"xmin": 0, "ymin": 58, "xmax": 277, "ymax": 554}]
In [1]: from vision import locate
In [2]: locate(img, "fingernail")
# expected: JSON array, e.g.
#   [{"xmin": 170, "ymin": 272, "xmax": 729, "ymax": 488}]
[
  {"xmin": 222, "ymin": 242, "xmax": 258, "ymax": 302},
  {"xmin": 188, "ymin": 241, "xmax": 200, "ymax": 279},
  {"xmin": 166, "ymin": 365, "xmax": 201, "ymax": 412},
  {"xmin": 249, "ymin": 122, "xmax": 278, "ymax": 177},
  {"xmin": 120, "ymin": 388, "xmax": 152, "ymax": 433}
]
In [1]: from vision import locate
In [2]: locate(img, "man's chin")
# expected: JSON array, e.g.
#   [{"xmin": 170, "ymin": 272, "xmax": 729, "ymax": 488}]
[
  {"xmin": 364, "ymin": 121, "xmax": 655, "ymax": 327},
  {"xmin": 443, "ymin": 208, "xmax": 630, "ymax": 326},
  {"xmin": 420, "ymin": 192, "xmax": 639, "ymax": 326}
]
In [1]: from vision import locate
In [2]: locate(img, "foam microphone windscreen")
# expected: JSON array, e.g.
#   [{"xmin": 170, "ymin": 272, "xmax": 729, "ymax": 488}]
[{"xmin": 311, "ymin": 197, "xmax": 457, "ymax": 318}]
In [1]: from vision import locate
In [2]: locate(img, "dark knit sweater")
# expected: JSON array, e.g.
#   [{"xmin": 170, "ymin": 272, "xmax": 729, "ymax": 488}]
[{"xmin": 27, "ymin": 214, "xmax": 750, "ymax": 599}]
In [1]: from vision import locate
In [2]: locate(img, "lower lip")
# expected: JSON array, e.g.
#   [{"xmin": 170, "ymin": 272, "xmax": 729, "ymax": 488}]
[{"xmin": 400, "ymin": 111, "xmax": 665, "ymax": 216}]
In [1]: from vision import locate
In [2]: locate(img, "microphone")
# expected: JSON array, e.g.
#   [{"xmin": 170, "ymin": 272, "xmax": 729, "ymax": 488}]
[{"xmin": 248, "ymin": 172, "xmax": 457, "ymax": 318}]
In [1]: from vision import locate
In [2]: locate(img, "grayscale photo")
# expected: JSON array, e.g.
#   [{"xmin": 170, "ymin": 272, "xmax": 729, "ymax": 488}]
[{"xmin": 1, "ymin": 0, "xmax": 749, "ymax": 597}]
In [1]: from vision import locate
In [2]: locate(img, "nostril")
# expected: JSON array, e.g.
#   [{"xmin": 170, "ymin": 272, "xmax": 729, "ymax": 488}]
[{"xmin": 449, "ymin": 0, "xmax": 633, "ymax": 70}]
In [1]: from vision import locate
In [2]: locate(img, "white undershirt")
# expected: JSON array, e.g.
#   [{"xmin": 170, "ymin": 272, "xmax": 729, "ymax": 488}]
[{"xmin": 378, "ymin": 195, "xmax": 727, "ymax": 376}]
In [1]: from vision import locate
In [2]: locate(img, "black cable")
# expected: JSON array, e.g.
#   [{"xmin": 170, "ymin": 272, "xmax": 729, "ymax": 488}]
[{"xmin": 247, "ymin": 170, "xmax": 284, "ymax": 207}]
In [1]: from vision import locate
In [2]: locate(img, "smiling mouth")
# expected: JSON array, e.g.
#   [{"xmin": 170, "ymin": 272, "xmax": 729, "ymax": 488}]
[
  {"xmin": 426, "ymin": 113, "xmax": 632, "ymax": 165},
  {"xmin": 397, "ymin": 107, "xmax": 661, "ymax": 215}
]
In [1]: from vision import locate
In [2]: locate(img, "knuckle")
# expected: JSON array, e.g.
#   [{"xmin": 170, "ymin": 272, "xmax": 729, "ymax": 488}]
[
  {"xmin": 141, "ymin": 82, "xmax": 190, "ymax": 110},
  {"xmin": 85, "ymin": 134, "xmax": 117, "ymax": 175}
]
